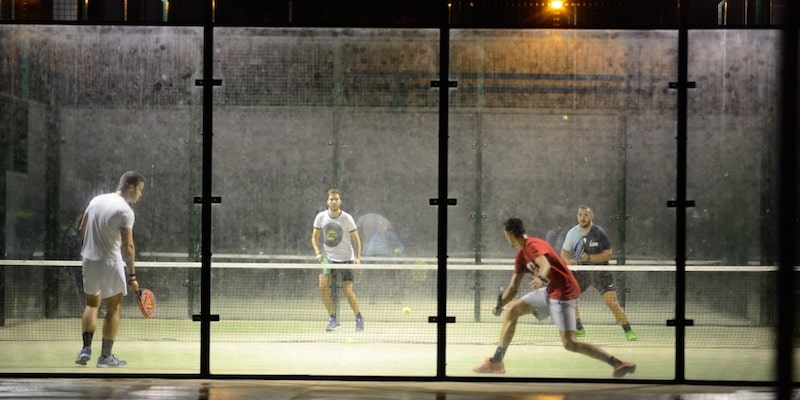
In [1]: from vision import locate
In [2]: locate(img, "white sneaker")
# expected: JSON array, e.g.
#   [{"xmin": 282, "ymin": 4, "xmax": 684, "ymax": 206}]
[{"xmin": 96, "ymin": 354, "xmax": 127, "ymax": 368}]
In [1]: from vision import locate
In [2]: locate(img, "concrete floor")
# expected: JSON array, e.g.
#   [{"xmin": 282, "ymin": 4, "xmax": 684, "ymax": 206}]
[{"xmin": 0, "ymin": 378, "xmax": 780, "ymax": 399}]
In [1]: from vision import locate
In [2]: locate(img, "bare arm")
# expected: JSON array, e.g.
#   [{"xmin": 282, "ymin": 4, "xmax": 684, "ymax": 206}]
[
  {"xmin": 560, "ymin": 247, "xmax": 611, "ymax": 264},
  {"xmin": 78, "ymin": 212, "xmax": 88, "ymax": 239},
  {"xmin": 121, "ymin": 227, "xmax": 139, "ymax": 291},
  {"xmin": 311, "ymin": 228, "xmax": 322, "ymax": 262},
  {"xmin": 350, "ymin": 230, "xmax": 362, "ymax": 264},
  {"xmin": 587, "ymin": 248, "xmax": 612, "ymax": 263},
  {"xmin": 532, "ymin": 255, "xmax": 552, "ymax": 288},
  {"xmin": 559, "ymin": 248, "xmax": 572, "ymax": 265},
  {"xmin": 500, "ymin": 272, "xmax": 525, "ymax": 307},
  {"xmin": 120, "ymin": 227, "xmax": 135, "ymax": 275}
]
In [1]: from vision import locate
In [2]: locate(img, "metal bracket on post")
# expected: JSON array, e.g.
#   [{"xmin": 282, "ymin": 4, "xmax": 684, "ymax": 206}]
[
  {"xmin": 193, "ymin": 314, "xmax": 220, "ymax": 322},
  {"xmin": 430, "ymin": 198, "xmax": 457, "ymax": 206},
  {"xmin": 430, "ymin": 80, "xmax": 457, "ymax": 88},
  {"xmin": 194, "ymin": 196, "xmax": 222, "ymax": 204},
  {"xmin": 667, "ymin": 200, "xmax": 695, "ymax": 208},
  {"xmin": 428, "ymin": 316, "xmax": 456, "ymax": 323},
  {"xmin": 666, "ymin": 319, "xmax": 695, "ymax": 327},
  {"xmin": 668, "ymin": 81, "xmax": 696, "ymax": 89},
  {"xmin": 195, "ymin": 79, "xmax": 222, "ymax": 87}
]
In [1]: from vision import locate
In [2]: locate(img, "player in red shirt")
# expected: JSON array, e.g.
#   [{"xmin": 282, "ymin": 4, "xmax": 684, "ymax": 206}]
[{"xmin": 473, "ymin": 218, "xmax": 636, "ymax": 378}]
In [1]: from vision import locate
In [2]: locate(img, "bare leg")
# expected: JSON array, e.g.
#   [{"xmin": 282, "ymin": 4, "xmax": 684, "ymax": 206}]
[
  {"xmin": 103, "ymin": 293, "xmax": 123, "ymax": 341},
  {"xmin": 559, "ymin": 330, "xmax": 614, "ymax": 363},
  {"xmin": 474, "ymin": 299, "xmax": 533, "ymax": 372},
  {"xmin": 499, "ymin": 300, "xmax": 533, "ymax": 349},
  {"xmin": 318, "ymin": 274, "xmax": 335, "ymax": 315},
  {"xmin": 342, "ymin": 281, "xmax": 361, "ymax": 315},
  {"xmin": 602, "ymin": 291, "xmax": 629, "ymax": 325},
  {"xmin": 82, "ymin": 294, "xmax": 101, "ymax": 334}
]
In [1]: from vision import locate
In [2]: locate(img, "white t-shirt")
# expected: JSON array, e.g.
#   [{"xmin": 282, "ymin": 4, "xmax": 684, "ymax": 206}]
[
  {"xmin": 81, "ymin": 193, "xmax": 135, "ymax": 262},
  {"xmin": 313, "ymin": 210, "xmax": 357, "ymax": 262}
]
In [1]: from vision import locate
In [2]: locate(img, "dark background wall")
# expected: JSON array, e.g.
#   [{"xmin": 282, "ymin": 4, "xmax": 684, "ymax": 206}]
[{"xmin": 0, "ymin": 27, "xmax": 778, "ymax": 264}]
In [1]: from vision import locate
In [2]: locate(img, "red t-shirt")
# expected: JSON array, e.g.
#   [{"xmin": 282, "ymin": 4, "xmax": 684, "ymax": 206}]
[{"xmin": 513, "ymin": 236, "xmax": 580, "ymax": 301}]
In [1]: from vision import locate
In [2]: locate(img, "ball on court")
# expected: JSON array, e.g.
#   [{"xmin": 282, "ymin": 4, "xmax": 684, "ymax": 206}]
[
  {"xmin": 345, "ymin": 337, "xmax": 354, "ymax": 344},
  {"xmin": 402, "ymin": 307, "xmax": 412, "ymax": 315},
  {"xmin": 562, "ymin": 114, "xmax": 569, "ymax": 121}
]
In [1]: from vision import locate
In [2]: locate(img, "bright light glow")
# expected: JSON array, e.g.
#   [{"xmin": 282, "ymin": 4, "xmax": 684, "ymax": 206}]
[{"xmin": 549, "ymin": 1, "xmax": 564, "ymax": 10}]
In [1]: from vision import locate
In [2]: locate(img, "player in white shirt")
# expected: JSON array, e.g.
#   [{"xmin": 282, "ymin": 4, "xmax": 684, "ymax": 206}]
[
  {"xmin": 75, "ymin": 171, "xmax": 145, "ymax": 368},
  {"xmin": 311, "ymin": 189, "xmax": 364, "ymax": 332}
]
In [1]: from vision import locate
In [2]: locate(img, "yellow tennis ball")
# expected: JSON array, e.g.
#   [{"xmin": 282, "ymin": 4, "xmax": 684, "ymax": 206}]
[
  {"xmin": 402, "ymin": 307, "xmax": 412, "ymax": 315},
  {"xmin": 345, "ymin": 337, "xmax": 354, "ymax": 344}
]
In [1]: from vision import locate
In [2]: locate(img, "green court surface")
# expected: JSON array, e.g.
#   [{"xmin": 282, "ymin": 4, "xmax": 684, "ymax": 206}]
[{"xmin": 0, "ymin": 318, "xmax": 785, "ymax": 380}]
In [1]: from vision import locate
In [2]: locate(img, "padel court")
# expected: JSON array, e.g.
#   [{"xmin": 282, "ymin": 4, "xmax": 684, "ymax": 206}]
[
  {"xmin": 0, "ymin": 258, "xmax": 786, "ymax": 381},
  {"xmin": 0, "ymin": 22, "xmax": 796, "ymax": 393}
]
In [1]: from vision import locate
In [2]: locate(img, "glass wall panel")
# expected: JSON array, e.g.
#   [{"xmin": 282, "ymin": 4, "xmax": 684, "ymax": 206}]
[
  {"xmin": 210, "ymin": 28, "xmax": 439, "ymax": 376},
  {"xmin": 447, "ymin": 29, "xmax": 677, "ymax": 379},
  {"xmin": 685, "ymin": 30, "xmax": 780, "ymax": 381},
  {"xmin": 0, "ymin": 25, "xmax": 204, "ymax": 373}
]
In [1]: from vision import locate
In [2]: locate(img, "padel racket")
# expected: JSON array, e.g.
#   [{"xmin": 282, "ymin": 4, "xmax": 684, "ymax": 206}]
[
  {"xmin": 136, "ymin": 289, "xmax": 156, "ymax": 318},
  {"xmin": 493, "ymin": 286, "xmax": 504, "ymax": 316},
  {"xmin": 574, "ymin": 236, "xmax": 588, "ymax": 262}
]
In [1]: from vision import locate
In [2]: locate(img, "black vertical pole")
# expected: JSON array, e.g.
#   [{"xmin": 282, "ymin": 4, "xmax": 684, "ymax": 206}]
[
  {"xmin": 199, "ymin": 0, "xmax": 214, "ymax": 377},
  {"xmin": 674, "ymin": 0, "xmax": 689, "ymax": 383},
  {"xmin": 436, "ymin": 0, "xmax": 450, "ymax": 379},
  {"xmin": 776, "ymin": 1, "xmax": 798, "ymax": 398}
]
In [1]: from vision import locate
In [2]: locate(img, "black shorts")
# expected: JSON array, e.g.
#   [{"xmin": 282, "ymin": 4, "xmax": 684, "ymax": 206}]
[
  {"xmin": 329, "ymin": 261, "xmax": 355, "ymax": 282},
  {"xmin": 573, "ymin": 270, "xmax": 616, "ymax": 294}
]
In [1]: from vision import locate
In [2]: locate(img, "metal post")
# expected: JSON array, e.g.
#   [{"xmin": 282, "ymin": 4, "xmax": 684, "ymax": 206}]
[
  {"xmin": 435, "ymin": 0, "xmax": 450, "ymax": 379},
  {"xmin": 776, "ymin": 0, "xmax": 798, "ymax": 397},
  {"xmin": 674, "ymin": 0, "xmax": 690, "ymax": 383},
  {"xmin": 198, "ymin": 0, "xmax": 215, "ymax": 377}
]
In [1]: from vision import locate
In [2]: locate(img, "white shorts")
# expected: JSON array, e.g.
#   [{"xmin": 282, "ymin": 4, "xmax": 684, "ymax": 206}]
[
  {"xmin": 82, "ymin": 259, "xmax": 127, "ymax": 299},
  {"xmin": 548, "ymin": 298, "xmax": 579, "ymax": 332},
  {"xmin": 521, "ymin": 287, "xmax": 551, "ymax": 321},
  {"xmin": 521, "ymin": 288, "xmax": 580, "ymax": 332}
]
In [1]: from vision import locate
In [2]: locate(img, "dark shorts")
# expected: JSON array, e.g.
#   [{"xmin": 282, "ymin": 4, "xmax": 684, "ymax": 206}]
[
  {"xmin": 573, "ymin": 270, "xmax": 616, "ymax": 294},
  {"xmin": 328, "ymin": 260, "xmax": 355, "ymax": 282}
]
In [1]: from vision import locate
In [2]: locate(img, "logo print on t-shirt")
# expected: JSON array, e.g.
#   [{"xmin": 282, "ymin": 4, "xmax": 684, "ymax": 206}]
[{"xmin": 324, "ymin": 223, "xmax": 344, "ymax": 247}]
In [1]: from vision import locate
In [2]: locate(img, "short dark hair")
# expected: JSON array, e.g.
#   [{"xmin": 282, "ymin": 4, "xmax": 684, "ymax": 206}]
[
  {"xmin": 117, "ymin": 171, "xmax": 145, "ymax": 191},
  {"xmin": 327, "ymin": 188, "xmax": 342, "ymax": 199},
  {"xmin": 503, "ymin": 218, "xmax": 525, "ymax": 237}
]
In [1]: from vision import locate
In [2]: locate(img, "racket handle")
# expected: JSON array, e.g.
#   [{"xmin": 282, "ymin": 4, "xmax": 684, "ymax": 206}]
[
  {"xmin": 321, "ymin": 256, "xmax": 330, "ymax": 274},
  {"xmin": 494, "ymin": 286, "xmax": 504, "ymax": 316}
]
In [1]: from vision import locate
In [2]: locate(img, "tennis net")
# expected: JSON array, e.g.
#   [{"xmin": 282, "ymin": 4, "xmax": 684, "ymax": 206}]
[{"xmin": 0, "ymin": 256, "xmax": 782, "ymax": 350}]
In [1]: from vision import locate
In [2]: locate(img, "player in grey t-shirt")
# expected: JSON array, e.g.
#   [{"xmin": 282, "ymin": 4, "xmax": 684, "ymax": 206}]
[{"xmin": 561, "ymin": 205, "xmax": 637, "ymax": 341}]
